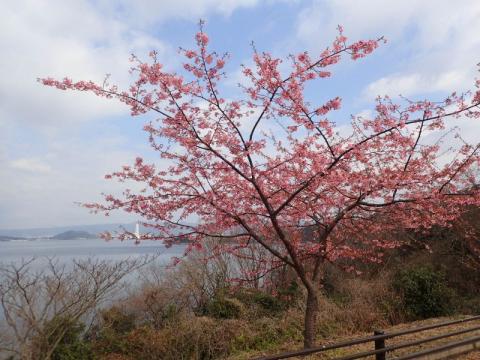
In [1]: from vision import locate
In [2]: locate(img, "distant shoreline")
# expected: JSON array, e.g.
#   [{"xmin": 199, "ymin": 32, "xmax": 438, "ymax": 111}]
[{"xmin": 0, "ymin": 230, "xmax": 97, "ymax": 242}]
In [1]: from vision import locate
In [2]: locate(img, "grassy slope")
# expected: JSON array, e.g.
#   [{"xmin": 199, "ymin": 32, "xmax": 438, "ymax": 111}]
[{"xmin": 235, "ymin": 316, "xmax": 480, "ymax": 360}]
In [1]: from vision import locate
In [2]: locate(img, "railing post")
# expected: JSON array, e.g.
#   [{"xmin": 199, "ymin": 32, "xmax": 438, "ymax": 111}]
[{"xmin": 374, "ymin": 330, "xmax": 386, "ymax": 360}]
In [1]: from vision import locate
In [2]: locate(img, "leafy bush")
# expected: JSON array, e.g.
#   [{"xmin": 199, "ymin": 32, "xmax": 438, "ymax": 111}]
[
  {"xmin": 394, "ymin": 266, "xmax": 456, "ymax": 319},
  {"xmin": 101, "ymin": 307, "xmax": 137, "ymax": 334},
  {"xmin": 90, "ymin": 307, "xmax": 137, "ymax": 356},
  {"xmin": 206, "ymin": 296, "xmax": 244, "ymax": 319},
  {"xmin": 234, "ymin": 289, "xmax": 284, "ymax": 316},
  {"xmin": 455, "ymin": 296, "xmax": 480, "ymax": 315},
  {"xmin": 252, "ymin": 292, "xmax": 284, "ymax": 312},
  {"xmin": 33, "ymin": 316, "xmax": 92, "ymax": 360},
  {"xmin": 276, "ymin": 280, "xmax": 301, "ymax": 304}
]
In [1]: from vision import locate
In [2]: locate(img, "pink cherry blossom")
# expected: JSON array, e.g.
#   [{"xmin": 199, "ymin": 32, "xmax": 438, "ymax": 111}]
[{"xmin": 40, "ymin": 26, "xmax": 480, "ymax": 348}]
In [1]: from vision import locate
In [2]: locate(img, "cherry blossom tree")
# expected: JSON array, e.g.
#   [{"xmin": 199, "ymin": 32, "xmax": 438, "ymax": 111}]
[{"xmin": 40, "ymin": 24, "xmax": 480, "ymax": 348}]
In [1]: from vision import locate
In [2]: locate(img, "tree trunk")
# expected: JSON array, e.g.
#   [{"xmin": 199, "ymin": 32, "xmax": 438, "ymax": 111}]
[{"xmin": 303, "ymin": 287, "xmax": 319, "ymax": 348}]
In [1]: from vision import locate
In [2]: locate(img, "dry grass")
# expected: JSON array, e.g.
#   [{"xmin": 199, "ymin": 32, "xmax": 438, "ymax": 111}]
[{"xmin": 247, "ymin": 316, "xmax": 480, "ymax": 360}]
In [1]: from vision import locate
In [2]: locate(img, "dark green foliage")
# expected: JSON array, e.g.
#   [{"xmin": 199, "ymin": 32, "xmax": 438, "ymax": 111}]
[
  {"xmin": 89, "ymin": 307, "xmax": 137, "ymax": 356},
  {"xmin": 206, "ymin": 296, "xmax": 244, "ymax": 319},
  {"xmin": 394, "ymin": 266, "xmax": 456, "ymax": 320},
  {"xmin": 231, "ymin": 317, "xmax": 297, "ymax": 352},
  {"xmin": 456, "ymin": 296, "xmax": 480, "ymax": 315},
  {"xmin": 101, "ymin": 306, "xmax": 136, "ymax": 334},
  {"xmin": 251, "ymin": 291, "xmax": 283, "ymax": 312},
  {"xmin": 234, "ymin": 289, "xmax": 285, "ymax": 315},
  {"xmin": 35, "ymin": 316, "xmax": 92, "ymax": 360},
  {"xmin": 277, "ymin": 280, "xmax": 301, "ymax": 305}
]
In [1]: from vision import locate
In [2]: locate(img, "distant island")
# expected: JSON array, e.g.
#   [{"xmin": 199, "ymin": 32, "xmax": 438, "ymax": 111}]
[
  {"xmin": 51, "ymin": 230, "xmax": 97, "ymax": 240},
  {"xmin": 0, "ymin": 235, "xmax": 30, "ymax": 242},
  {"xmin": 0, "ymin": 222, "xmax": 191, "ymax": 242},
  {"xmin": 0, "ymin": 230, "xmax": 97, "ymax": 242},
  {"xmin": 0, "ymin": 223, "xmax": 135, "ymax": 239}
]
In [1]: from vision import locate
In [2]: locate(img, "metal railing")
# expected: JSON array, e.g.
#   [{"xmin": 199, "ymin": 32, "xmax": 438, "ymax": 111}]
[{"xmin": 254, "ymin": 315, "xmax": 480, "ymax": 360}]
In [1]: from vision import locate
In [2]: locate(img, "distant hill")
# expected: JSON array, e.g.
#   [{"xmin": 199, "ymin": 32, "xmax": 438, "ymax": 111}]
[
  {"xmin": 0, "ymin": 231, "xmax": 97, "ymax": 241},
  {"xmin": 0, "ymin": 235, "xmax": 26, "ymax": 242},
  {"xmin": 0, "ymin": 223, "xmax": 133, "ymax": 238},
  {"xmin": 0, "ymin": 222, "xmax": 193, "ymax": 239},
  {"xmin": 51, "ymin": 230, "xmax": 97, "ymax": 240}
]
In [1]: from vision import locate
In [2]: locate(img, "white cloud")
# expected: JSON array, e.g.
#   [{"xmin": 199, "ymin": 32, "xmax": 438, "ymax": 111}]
[
  {"xmin": 9, "ymin": 158, "xmax": 52, "ymax": 174},
  {"xmin": 0, "ymin": 0, "xmax": 280, "ymax": 229},
  {"xmin": 0, "ymin": 135, "xmax": 150, "ymax": 228},
  {"xmin": 295, "ymin": 0, "xmax": 480, "ymax": 100},
  {"xmin": 98, "ymin": 0, "xmax": 278, "ymax": 25},
  {"xmin": 0, "ymin": 0, "xmax": 168, "ymax": 228},
  {"xmin": 364, "ymin": 70, "xmax": 467, "ymax": 99},
  {"xmin": 0, "ymin": 0, "xmax": 174, "ymax": 130},
  {"xmin": 296, "ymin": 0, "xmax": 480, "ymax": 50},
  {"xmin": 0, "ymin": 0, "xmax": 283, "ymax": 130},
  {"xmin": 1, "ymin": 0, "xmax": 478, "ymax": 231}
]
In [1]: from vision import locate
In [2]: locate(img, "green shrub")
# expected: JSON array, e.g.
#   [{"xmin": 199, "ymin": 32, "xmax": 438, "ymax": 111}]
[
  {"xmin": 206, "ymin": 296, "xmax": 244, "ymax": 319},
  {"xmin": 394, "ymin": 266, "xmax": 456, "ymax": 319},
  {"xmin": 101, "ymin": 307, "xmax": 136, "ymax": 334},
  {"xmin": 457, "ymin": 296, "xmax": 480, "ymax": 315},
  {"xmin": 252, "ymin": 292, "xmax": 283, "ymax": 312},
  {"xmin": 231, "ymin": 318, "xmax": 283, "ymax": 352},
  {"xmin": 277, "ymin": 280, "xmax": 301, "ymax": 304},
  {"xmin": 33, "ymin": 316, "xmax": 92, "ymax": 360},
  {"xmin": 234, "ymin": 289, "xmax": 284, "ymax": 316},
  {"xmin": 90, "ymin": 307, "xmax": 137, "ymax": 356}
]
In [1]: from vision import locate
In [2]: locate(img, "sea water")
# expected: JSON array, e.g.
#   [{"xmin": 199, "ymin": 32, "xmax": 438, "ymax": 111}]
[{"xmin": 0, "ymin": 238, "xmax": 184, "ymax": 264}]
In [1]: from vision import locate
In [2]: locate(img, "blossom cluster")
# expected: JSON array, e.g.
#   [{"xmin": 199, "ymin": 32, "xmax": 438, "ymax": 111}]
[{"xmin": 41, "ymin": 27, "xmax": 480, "ymax": 285}]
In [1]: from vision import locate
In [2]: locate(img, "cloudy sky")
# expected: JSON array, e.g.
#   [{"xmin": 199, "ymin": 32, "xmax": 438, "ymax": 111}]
[{"xmin": 1, "ymin": 0, "xmax": 479, "ymax": 230}]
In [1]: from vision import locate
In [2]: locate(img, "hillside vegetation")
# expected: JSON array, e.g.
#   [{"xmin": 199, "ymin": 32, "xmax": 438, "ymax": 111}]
[{"xmin": 1, "ymin": 210, "xmax": 480, "ymax": 359}]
